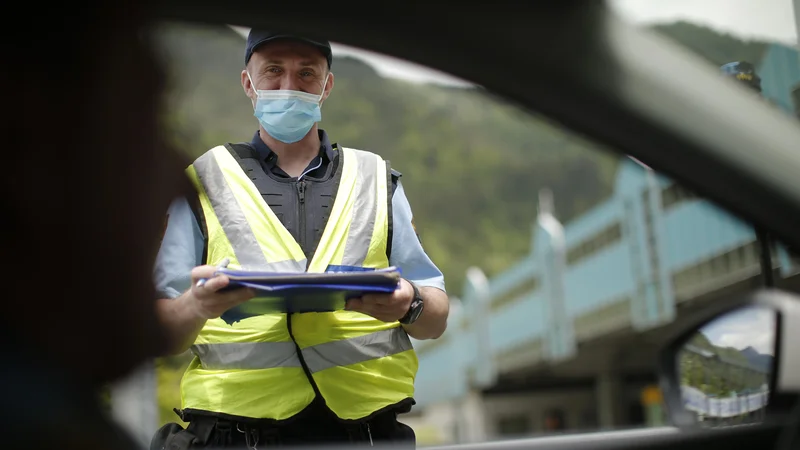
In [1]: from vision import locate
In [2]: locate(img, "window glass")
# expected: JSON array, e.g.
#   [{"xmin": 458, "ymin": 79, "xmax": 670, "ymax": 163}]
[{"xmin": 106, "ymin": 9, "xmax": 800, "ymax": 445}]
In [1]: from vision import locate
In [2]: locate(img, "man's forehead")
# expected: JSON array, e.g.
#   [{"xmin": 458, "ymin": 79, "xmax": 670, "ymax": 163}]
[{"xmin": 253, "ymin": 40, "xmax": 326, "ymax": 64}]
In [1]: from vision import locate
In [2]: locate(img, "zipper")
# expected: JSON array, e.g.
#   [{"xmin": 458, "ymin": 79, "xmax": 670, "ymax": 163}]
[
  {"xmin": 286, "ymin": 180, "xmax": 324, "ymax": 416},
  {"xmin": 297, "ymin": 180, "xmax": 307, "ymax": 264}
]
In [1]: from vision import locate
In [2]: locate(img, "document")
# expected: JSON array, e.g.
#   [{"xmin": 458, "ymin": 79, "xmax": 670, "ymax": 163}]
[{"xmin": 215, "ymin": 266, "xmax": 402, "ymax": 324}]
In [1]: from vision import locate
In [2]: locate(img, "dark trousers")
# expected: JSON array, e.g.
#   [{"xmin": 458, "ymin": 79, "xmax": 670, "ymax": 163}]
[{"xmin": 150, "ymin": 403, "xmax": 416, "ymax": 449}]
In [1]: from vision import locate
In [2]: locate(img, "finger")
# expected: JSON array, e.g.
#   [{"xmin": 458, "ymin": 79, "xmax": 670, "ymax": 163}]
[
  {"xmin": 190, "ymin": 264, "xmax": 219, "ymax": 281},
  {"xmin": 347, "ymin": 299, "xmax": 373, "ymax": 315},
  {"xmin": 361, "ymin": 294, "xmax": 392, "ymax": 306},
  {"xmin": 216, "ymin": 287, "xmax": 257, "ymax": 306},
  {"xmin": 345, "ymin": 297, "xmax": 363, "ymax": 310},
  {"xmin": 195, "ymin": 288, "xmax": 257, "ymax": 319},
  {"xmin": 353, "ymin": 301, "xmax": 399, "ymax": 321},
  {"xmin": 198, "ymin": 274, "xmax": 231, "ymax": 293}
]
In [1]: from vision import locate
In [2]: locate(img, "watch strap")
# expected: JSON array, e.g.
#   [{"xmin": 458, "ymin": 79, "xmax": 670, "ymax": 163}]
[{"xmin": 399, "ymin": 280, "xmax": 423, "ymax": 325}]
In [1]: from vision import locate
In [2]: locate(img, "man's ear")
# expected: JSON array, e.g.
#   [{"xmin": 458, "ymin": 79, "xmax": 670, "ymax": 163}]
[{"xmin": 241, "ymin": 68, "xmax": 255, "ymax": 101}]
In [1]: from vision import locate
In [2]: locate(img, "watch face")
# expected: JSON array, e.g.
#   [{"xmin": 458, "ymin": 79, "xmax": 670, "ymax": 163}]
[
  {"xmin": 408, "ymin": 299, "xmax": 424, "ymax": 323},
  {"xmin": 400, "ymin": 281, "xmax": 424, "ymax": 325}
]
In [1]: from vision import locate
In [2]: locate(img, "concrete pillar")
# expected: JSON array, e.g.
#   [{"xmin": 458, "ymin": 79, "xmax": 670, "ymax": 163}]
[
  {"xmin": 595, "ymin": 372, "xmax": 624, "ymax": 430},
  {"xmin": 537, "ymin": 188, "xmax": 574, "ymax": 361},
  {"xmin": 455, "ymin": 390, "xmax": 489, "ymax": 443},
  {"xmin": 110, "ymin": 360, "xmax": 159, "ymax": 449},
  {"xmin": 467, "ymin": 267, "xmax": 496, "ymax": 388}
]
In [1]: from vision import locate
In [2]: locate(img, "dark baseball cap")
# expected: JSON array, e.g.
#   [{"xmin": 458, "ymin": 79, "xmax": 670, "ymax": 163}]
[{"xmin": 245, "ymin": 29, "xmax": 333, "ymax": 68}]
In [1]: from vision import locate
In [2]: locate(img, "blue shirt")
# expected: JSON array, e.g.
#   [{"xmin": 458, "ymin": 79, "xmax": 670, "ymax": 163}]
[{"xmin": 154, "ymin": 131, "xmax": 446, "ymax": 299}]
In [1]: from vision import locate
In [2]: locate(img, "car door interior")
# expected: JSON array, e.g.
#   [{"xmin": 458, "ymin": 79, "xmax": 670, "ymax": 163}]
[{"xmin": 150, "ymin": 0, "xmax": 800, "ymax": 449}]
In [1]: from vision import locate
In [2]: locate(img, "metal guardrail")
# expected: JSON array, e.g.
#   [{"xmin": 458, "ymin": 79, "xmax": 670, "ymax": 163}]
[
  {"xmin": 428, "ymin": 427, "xmax": 681, "ymax": 450},
  {"xmin": 682, "ymin": 385, "xmax": 769, "ymax": 419}
]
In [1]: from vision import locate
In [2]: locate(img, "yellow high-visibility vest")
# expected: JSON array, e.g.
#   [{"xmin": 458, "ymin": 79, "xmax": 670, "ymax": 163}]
[{"xmin": 179, "ymin": 144, "xmax": 418, "ymax": 421}]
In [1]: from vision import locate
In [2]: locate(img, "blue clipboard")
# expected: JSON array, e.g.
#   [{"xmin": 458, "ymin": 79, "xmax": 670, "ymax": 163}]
[{"xmin": 216, "ymin": 266, "xmax": 402, "ymax": 325}]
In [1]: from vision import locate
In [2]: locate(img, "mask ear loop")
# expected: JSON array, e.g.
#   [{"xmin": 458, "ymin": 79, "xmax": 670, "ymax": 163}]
[
  {"xmin": 247, "ymin": 71, "xmax": 258, "ymax": 108},
  {"xmin": 318, "ymin": 72, "xmax": 330, "ymax": 106}
]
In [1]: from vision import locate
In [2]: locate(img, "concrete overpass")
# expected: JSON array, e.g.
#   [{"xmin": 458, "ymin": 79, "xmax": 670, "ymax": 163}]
[{"xmin": 404, "ymin": 44, "xmax": 800, "ymax": 444}]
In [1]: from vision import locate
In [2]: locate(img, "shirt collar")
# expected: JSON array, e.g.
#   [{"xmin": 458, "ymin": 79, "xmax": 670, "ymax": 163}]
[{"xmin": 250, "ymin": 129, "xmax": 335, "ymax": 163}]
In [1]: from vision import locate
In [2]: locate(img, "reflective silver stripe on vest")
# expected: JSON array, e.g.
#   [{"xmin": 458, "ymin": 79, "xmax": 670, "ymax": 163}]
[
  {"xmin": 191, "ymin": 327, "xmax": 411, "ymax": 372},
  {"xmin": 302, "ymin": 327, "xmax": 412, "ymax": 374},
  {"xmin": 341, "ymin": 150, "xmax": 379, "ymax": 267},
  {"xmin": 193, "ymin": 150, "xmax": 307, "ymax": 272},
  {"xmin": 192, "ymin": 341, "xmax": 301, "ymax": 370}
]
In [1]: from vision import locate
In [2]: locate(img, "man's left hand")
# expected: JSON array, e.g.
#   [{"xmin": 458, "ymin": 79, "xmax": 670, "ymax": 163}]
[{"xmin": 345, "ymin": 279, "xmax": 414, "ymax": 322}]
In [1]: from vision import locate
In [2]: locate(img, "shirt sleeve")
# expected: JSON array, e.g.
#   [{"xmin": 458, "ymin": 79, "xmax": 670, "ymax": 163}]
[
  {"xmin": 390, "ymin": 181, "xmax": 447, "ymax": 292},
  {"xmin": 153, "ymin": 197, "xmax": 205, "ymax": 299}
]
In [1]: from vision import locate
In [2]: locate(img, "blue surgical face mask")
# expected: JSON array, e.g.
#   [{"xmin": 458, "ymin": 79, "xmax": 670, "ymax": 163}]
[{"xmin": 248, "ymin": 72, "xmax": 328, "ymax": 144}]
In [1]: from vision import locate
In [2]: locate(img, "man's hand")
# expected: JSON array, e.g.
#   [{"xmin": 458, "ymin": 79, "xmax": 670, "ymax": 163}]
[
  {"xmin": 156, "ymin": 265, "xmax": 257, "ymax": 355},
  {"xmin": 184, "ymin": 265, "xmax": 256, "ymax": 320},
  {"xmin": 345, "ymin": 278, "xmax": 414, "ymax": 322}
]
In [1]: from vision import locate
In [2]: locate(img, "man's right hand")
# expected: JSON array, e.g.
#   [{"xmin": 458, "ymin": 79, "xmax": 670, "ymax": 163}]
[{"xmin": 184, "ymin": 265, "xmax": 256, "ymax": 320}]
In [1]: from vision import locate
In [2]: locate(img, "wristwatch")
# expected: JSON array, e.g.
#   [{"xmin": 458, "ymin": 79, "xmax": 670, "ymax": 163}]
[{"xmin": 399, "ymin": 279, "xmax": 424, "ymax": 325}]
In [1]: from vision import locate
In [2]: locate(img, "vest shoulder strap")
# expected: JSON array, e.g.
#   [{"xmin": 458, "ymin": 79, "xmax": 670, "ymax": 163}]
[
  {"xmin": 225, "ymin": 142, "xmax": 258, "ymax": 161},
  {"xmin": 342, "ymin": 148, "xmax": 396, "ymax": 264},
  {"xmin": 188, "ymin": 144, "xmax": 254, "ymax": 265}
]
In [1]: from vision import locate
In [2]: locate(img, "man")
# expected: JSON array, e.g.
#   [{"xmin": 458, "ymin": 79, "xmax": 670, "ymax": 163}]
[
  {"xmin": 3, "ymin": 1, "xmax": 189, "ymax": 449},
  {"xmin": 152, "ymin": 29, "xmax": 449, "ymax": 448}
]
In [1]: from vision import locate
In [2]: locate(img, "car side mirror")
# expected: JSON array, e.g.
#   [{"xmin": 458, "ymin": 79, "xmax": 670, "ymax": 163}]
[{"xmin": 658, "ymin": 289, "xmax": 800, "ymax": 429}]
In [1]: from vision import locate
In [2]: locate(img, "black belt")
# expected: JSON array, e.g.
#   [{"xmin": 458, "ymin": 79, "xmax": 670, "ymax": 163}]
[
  {"xmin": 179, "ymin": 412, "xmax": 374, "ymax": 448},
  {"xmin": 158, "ymin": 417, "xmax": 276, "ymax": 449}
]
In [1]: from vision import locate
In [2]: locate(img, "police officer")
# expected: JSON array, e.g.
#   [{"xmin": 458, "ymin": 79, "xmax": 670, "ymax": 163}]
[
  {"xmin": 720, "ymin": 61, "xmax": 762, "ymax": 93},
  {"xmin": 151, "ymin": 29, "xmax": 450, "ymax": 448}
]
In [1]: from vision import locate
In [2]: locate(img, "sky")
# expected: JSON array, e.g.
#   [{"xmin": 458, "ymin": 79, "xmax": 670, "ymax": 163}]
[
  {"xmin": 610, "ymin": 0, "xmax": 798, "ymax": 45},
  {"xmin": 700, "ymin": 305, "xmax": 776, "ymax": 355},
  {"xmin": 234, "ymin": 1, "xmax": 798, "ymax": 87}
]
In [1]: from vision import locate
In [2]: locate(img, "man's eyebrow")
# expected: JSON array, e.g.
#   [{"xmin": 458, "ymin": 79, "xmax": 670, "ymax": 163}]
[
  {"xmin": 300, "ymin": 59, "xmax": 323, "ymax": 68},
  {"xmin": 261, "ymin": 58, "xmax": 321, "ymax": 68}
]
